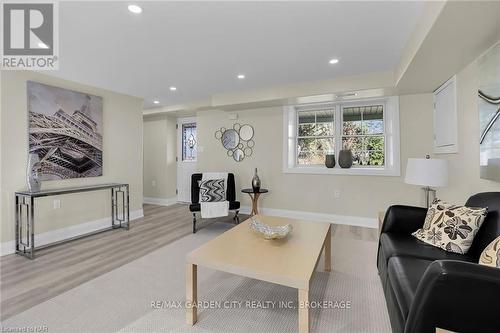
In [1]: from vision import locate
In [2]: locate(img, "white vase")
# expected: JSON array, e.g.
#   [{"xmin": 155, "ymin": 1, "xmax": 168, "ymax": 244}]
[{"xmin": 27, "ymin": 153, "xmax": 41, "ymax": 192}]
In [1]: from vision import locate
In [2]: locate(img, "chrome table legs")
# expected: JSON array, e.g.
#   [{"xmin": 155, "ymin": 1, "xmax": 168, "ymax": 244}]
[{"xmin": 14, "ymin": 184, "xmax": 130, "ymax": 259}]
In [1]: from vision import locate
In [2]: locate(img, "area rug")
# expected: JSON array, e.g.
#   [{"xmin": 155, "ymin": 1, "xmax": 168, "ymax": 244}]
[{"xmin": 1, "ymin": 223, "xmax": 390, "ymax": 333}]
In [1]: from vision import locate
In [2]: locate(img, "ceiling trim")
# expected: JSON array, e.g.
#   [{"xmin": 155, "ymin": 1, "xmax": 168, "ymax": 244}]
[
  {"xmin": 395, "ymin": 0, "xmax": 500, "ymax": 94},
  {"xmin": 394, "ymin": 1, "xmax": 446, "ymax": 86}
]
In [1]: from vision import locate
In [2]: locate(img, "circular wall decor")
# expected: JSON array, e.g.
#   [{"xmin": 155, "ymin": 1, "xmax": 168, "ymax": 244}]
[
  {"xmin": 215, "ymin": 123, "xmax": 255, "ymax": 162},
  {"xmin": 239, "ymin": 124, "xmax": 254, "ymax": 141},
  {"xmin": 233, "ymin": 148, "xmax": 245, "ymax": 162},
  {"xmin": 244, "ymin": 147, "xmax": 253, "ymax": 157},
  {"xmin": 221, "ymin": 129, "xmax": 239, "ymax": 150}
]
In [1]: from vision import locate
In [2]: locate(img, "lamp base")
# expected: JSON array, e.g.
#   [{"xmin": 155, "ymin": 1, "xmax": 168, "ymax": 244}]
[{"xmin": 422, "ymin": 186, "xmax": 437, "ymax": 208}]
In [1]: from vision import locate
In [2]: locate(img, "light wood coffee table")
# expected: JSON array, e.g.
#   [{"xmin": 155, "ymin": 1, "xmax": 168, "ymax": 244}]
[{"xmin": 186, "ymin": 215, "xmax": 332, "ymax": 333}]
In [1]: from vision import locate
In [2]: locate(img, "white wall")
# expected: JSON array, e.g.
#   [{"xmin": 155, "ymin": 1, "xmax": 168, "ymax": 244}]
[
  {"xmin": 196, "ymin": 58, "xmax": 499, "ymax": 223},
  {"xmin": 0, "ymin": 71, "xmax": 144, "ymax": 244},
  {"xmin": 143, "ymin": 114, "xmax": 177, "ymax": 203}
]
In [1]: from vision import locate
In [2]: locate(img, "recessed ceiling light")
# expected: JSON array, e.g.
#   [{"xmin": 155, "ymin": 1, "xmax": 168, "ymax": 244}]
[
  {"xmin": 153, "ymin": 100, "xmax": 160, "ymax": 104},
  {"xmin": 38, "ymin": 42, "xmax": 48, "ymax": 49},
  {"xmin": 169, "ymin": 86, "xmax": 177, "ymax": 91},
  {"xmin": 128, "ymin": 5, "xmax": 142, "ymax": 14},
  {"xmin": 237, "ymin": 74, "xmax": 245, "ymax": 79},
  {"xmin": 329, "ymin": 58, "xmax": 339, "ymax": 64}
]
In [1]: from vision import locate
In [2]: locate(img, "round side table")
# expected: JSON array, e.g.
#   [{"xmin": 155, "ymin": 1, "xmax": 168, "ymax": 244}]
[{"xmin": 241, "ymin": 188, "xmax": 268, "ymax": 215}]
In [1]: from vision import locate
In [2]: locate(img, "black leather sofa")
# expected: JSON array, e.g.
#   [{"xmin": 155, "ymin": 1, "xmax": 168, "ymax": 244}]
[
  {"xmin": 377, "ymin": 192, "xmax": 500, "ymax": 333},
  {"xmin": 189, "ymin": 173, "xmax": 240, "ymax": 233}
]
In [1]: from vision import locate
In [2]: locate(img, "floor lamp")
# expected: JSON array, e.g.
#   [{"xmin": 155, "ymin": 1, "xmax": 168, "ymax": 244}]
[{"xmin": 405, "ymin": 156, "xmax": 448, "ymax": 208}]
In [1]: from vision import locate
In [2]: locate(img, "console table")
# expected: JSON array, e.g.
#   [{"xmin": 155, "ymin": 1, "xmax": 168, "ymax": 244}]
[{"xmin": 15, "ymin": 183, "xmax": 130, "ymax": 259}]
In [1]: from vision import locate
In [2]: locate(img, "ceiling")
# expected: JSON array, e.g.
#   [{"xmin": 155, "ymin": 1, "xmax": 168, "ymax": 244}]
[{"xmin": 52, "ymin": 1, "xmax": 425, "ymax": 109}]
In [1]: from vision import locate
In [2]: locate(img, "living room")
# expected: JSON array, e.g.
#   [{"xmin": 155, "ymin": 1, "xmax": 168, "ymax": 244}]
[{"xmin": 1, "ymin": 1, "xmax": 499, "ymax": 333}]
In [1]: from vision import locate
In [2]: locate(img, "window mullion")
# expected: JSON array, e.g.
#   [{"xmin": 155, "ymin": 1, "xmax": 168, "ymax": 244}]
[
  {"xmin": 297, "ymin": 135, "xmax": 335, "ymax": 139},
  {"xmin": 295, "ymin": 107, "xmax": 299, "ymax": 166},
  {"xmin": 335, "ymin": 105, "xmax": 342, "ymax": 155}
]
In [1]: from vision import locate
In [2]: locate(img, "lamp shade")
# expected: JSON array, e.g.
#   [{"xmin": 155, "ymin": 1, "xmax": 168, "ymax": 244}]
[{"xmin": 405, "ymin": 158, "xmax": 448, "ymax": 187}]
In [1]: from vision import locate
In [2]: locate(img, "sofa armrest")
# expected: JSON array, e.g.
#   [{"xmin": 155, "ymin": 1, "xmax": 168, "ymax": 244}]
[
  {"xmin": 405, "ymin": 260, "xmax": 500, "ymax": 333},
  {"xmin": 380, "ymin": 205, "xmax": 427, "ymax": 234}
]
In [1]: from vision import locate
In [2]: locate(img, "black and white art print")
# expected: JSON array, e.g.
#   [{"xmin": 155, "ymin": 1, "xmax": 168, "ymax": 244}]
[{"xmin": 28, "ymin": 81, "xmax": 103, "ymax": 180}]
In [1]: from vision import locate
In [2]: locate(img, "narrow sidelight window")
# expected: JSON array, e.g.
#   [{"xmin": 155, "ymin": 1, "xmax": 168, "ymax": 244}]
[{"xmin": 182, "ymin": 123, "xmax": 197, "ymax": 161}]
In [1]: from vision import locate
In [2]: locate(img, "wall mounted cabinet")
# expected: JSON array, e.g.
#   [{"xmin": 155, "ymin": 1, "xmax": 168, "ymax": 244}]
[{"xmin": 433, "ymin": 76, "xmax": 458, "ymax": 154}]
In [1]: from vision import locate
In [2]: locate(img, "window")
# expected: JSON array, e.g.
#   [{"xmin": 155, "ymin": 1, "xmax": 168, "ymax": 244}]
[
  {"xmin": 297, "ymin": 109, "xmax": 335, "ymax": 165},
  {"xmin": 182, "ymin": 123, "xmax": 197, "ymax": 161},
  {"xmin": 283, "ymin": 96, "xmax": 400, "ymax": 176},
  {"xmin": 342, "ymin": 105, "xmax": 384, "ymax": 166}
]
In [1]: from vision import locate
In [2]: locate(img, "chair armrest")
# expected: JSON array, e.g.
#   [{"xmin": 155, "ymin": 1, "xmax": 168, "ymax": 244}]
[
  {"xmin": 380, "ymin": 205, "xmax": 427, "ymax": 234},
  {"xmin": 191, "ymin": 173, "xmax": 202, "ymax": 204},
  {"xmin": 405, "ymin": 260, "xmax": 500, "ymax": 333}
]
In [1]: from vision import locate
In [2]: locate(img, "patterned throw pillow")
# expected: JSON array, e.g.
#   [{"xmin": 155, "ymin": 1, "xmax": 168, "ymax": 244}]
[
  {"xmin": 479, "ymin": 236, "xmax": 500, "ymax": 268},
  {"xmin": 199, "ymin": 179, "xmax": 226, "ymax": 202},
  {"xmin": 412, "ymin": 199, "xmax": 488, "ymax": 254}
]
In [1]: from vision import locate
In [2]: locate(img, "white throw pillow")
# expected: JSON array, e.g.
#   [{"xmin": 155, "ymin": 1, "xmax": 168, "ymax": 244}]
[{"xmin": 412, "ymin": 199, "xmax": 488, "ymax": 254}]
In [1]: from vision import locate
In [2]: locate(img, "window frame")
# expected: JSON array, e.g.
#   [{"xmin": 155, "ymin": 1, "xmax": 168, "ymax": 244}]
[
  {"xmin": 296, "ymin": 107, "xmax": 336, "ymax": 166},
  {"xmin": 283, "ymin": 96, "xmax": 400, "ymax": 176},
  {"xmin": 340, "ymin": 101, "xmax": 386, "ymax": 168}
]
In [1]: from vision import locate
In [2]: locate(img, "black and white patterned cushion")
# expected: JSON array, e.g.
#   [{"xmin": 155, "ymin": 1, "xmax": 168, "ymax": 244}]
[
  {"xmin": 412, "ymin": 199, "xmax": 488, "ymax": 254},
  {"xmin": 199, "ymin": 179, "xmax": 226, "ymax": 202}
]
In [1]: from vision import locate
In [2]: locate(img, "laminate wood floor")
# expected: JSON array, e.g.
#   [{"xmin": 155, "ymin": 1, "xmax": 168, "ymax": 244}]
[
  {"xmin": 0, "ymin": 204, "xmax": 377, "ymax": 321},
  {"xmin": 0, "ymin": 204, "xmax": 242, "ymax": 320}
]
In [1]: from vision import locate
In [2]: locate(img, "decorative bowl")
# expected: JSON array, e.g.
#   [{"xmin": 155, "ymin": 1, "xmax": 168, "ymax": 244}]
[{"xmin": 250, "ymin": 217, "xmax": 292, "ymax": 240}]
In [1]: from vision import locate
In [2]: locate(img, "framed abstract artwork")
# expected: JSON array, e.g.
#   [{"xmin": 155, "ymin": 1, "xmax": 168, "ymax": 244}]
[
  {"xmin": 28, "ymin": 81, "xmax": 103, "ymax": 180},
  {"xmin": 478, "ymin": 43, "xmax": 500, "ymax": 181}
]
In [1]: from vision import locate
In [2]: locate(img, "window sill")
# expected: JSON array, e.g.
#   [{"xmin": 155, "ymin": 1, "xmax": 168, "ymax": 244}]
[{"xmin": 282, "ymin": 165, "xmax": 400, "ymax": 176}]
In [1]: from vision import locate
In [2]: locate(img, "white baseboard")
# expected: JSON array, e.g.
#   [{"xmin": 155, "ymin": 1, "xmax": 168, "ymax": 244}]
[
  {"xmin": 239, "ymin": 206, "xmax": 377, "ymax": 229},
  {"xmin": 0, "ymin": 209, "xmax": 144, "ymax": 257},
  {"xmin": 143, "ymin": 196, "xmax": 178, "ymax": 206}
]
